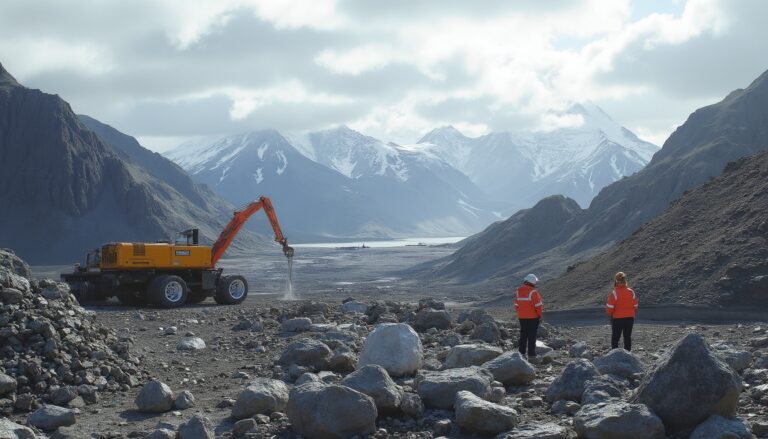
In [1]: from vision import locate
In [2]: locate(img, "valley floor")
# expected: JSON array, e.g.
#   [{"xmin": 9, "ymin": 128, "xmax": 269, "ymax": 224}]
[{"xmin": 7, "ymin": 295, "xmax": 767, "ymax": 438}]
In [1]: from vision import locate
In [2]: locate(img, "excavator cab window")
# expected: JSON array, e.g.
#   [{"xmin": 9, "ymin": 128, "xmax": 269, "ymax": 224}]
[{"xmin": 177, "ymin": 229, "xmax": 199, "ymax": 245}]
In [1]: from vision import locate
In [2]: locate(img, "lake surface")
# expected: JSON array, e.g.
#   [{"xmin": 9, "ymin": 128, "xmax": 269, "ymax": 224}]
[{"xmin": 292, "ymin": 236, "xmax": 466, "ymax": 248}]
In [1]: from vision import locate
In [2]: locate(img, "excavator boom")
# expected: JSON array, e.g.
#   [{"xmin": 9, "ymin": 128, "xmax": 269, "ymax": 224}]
[{"xmin": 211, "ymin": 196, "xmax": 293, "ymax": 266}]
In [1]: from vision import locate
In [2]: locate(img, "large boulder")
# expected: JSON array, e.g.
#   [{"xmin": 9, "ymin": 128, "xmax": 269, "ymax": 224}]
[
  {"xmin": 28, "ymin": 405, "xmax": 76, "ymax": 432},
  {"xmin": 545, "ymin": 359, "xmax": 601, "ymax": 403},
  {"xmin": 416, "ymin": 366, "xmax": 493, "ymax": 409},
  {"xmin": 444, "ymin": 344, "xmax": 503, "ymax": 369},
  {"xmin": 482, "ymin": 351, "xmax": 535, "ymax": 386},
  {"xmin": 496, "ymin": 423, "xmax": 577, "ymax": 439},
  {"xmin": 357, "ymin": 323, "xmax": 423, "ymax": 377},
  {"xmin": 341, "ymin": 301, "xmax": 368, "ymax": 314},
  {"xmin": 286, "ymin": 383, "xmax": 377, "ymax": 439},
  {"xmin": 412, "ymin": 308, "xmax": 452, "ymax": 332},
  {"xmin": 689, "ymin": 415, "xmax": 753, "ymax": 439},
  {"xmin": 0, "ymin": 418, "xmax": 38, "ymax": 439},
  {"xmin": 231, "ymin": 378, "xmax": 290, "ymax": 420},
  {"xmin": 593, "ymin": 349, "xmax": 644, "ymax": 379},
  {"xmin": 631, "ymin": 334, "xmax": 742, "ymax": 433},
  {"xmin": 455, "ymin": 390, "xmax": 518, "ymax": 435},
  {"xmin": 278, "ymin": 338, "xmax": 332, "ymax": 370},
  {"xmin": 135, "ymin": 380, "xmax": 174, "ymax": 413},
  {"xmin": 178, "ymin": 415, "xmax": 214, "ymax": 439},
  {"xmin": 573, "ymin": 401, "xmax": 664, "ymax": 439},
  {"xmin": 340, "ymin": 365, "xmax": 403, "ymax": 413},
  {"xmin": 472, "ymin": 321, "xmax": 501, "ymax": 344}
]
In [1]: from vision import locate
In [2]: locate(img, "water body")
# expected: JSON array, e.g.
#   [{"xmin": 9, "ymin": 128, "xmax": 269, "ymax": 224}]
[{"xmin": 292, "ymin": 236, "xmax": 466, "ymax": 248}]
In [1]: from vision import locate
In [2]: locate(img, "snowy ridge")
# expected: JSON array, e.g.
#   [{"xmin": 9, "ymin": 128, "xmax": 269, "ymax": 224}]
[{"xmin": 416, "ymin": 103, "xmax": 658, "ymax": 212}]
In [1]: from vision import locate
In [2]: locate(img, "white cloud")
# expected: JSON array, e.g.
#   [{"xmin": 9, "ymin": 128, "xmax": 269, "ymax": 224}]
[{"xmin": 0, "ymin": 0, "xmax": 763, "ymax": 149}]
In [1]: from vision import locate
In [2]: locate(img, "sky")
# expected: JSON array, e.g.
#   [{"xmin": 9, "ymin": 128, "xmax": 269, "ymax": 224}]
[{"xmin": 1, "ymin": 0, "xmax": 766, "ymax": 152}]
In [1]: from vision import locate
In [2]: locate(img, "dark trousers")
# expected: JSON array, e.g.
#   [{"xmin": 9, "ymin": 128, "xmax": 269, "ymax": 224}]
[
  {"xmin": 519, "ymin": 318, "xmax": 540, "ymax": 357},
  {"xmin": 611, "ymin": 317, "xmax": 634, "ymax": 351}
]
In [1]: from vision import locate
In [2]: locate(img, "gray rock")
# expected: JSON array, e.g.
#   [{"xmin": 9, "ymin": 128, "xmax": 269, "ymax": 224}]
[
  {"xmin": 232, "ymin": 378, "xmax": 290, "ymax": 420},
  {"xmin": 329, "ymin": 350, "xmax": 357, "ymax": 373},
  {"xmin": 287, "ymin": 382, "xmax": 377, "ymax": 439},
  {"xmin": 569, "ymin": 341, "xmax": 591, "ymax": 358},
  {"xmin": 574, "ymin": 401, "xmax": 664, "ymax": 439},
  {"xmin": 593, "ymin": 349, "xmax": 644, "ymax": 379},
  {"xmin": 174, "ymin": 390, "xmax": 195, "ymax": 410},
  {"xmin": 0, "ymin": 372, "xmax": 17, "ymax": 396},
  {"xmin": 281, "ymin": 317, "xmax": 312, "ymax": 332},
  {"xmin": 50, "ymin": 386, "xmax": 78, "ymax": 406},
  {"xmin": 444, "ymin": 344, "xmax": 503, "ymax": 368},
  {"xmin": 341, "ymin": 301, "xmax": 368, "ymax": 314},
  {"xmin": 455, "ymin": 390, "xmax": 518, "ymax": 435},
  {"xmin": 400, "ymin": 393, "xmax": 424, "ymax": 418},
  {"xmin": 278, "ymin": 338, "xmax": 332, "ymax": 370},
  {"xmin": 233, "ymin": 418, "xmax": 257, "ymax": 435},
  {"xmin": 135, "ymin": 380, "xmax": 174, "ymax": 413},
  {"xmin": 412, "ymin": 309, "xmax": 452, "ymax": 332},
  {"xmin": 40, "ymin": 283, "xmax": 69, "ymax": 300},
  {"xmin": 690, "ymin": 415, "xmax": 753, "ymax": 439},
  {"xmin": 632, "ymin": 334, "xmax": 742, "ymax": 433},
  {"xmin": 28, "ymin": 404, "xmax": 76, "ymax": 432},
  {"xmin": 545, "ymin": 359, "xmax": 601, "ymax": 403},
  {"xmin": 714, "ymin": 345, "xmax": 752, "ymax": 373},
  {"xmin": 551, "ymin": 399, "xmax": 581, "ymax": 416},
  {"xmin": 472, "ymin": 321, "xmax": 501, "ymax": 343},
  {"xmin": 144, "ymin": 429, "xmax": 176, "ymax": 439},
  {"xmin": 416, "ymin": 366, "xmax": 493, "ymax": 409},
  {"xmin": 581, "ymin": 378, "xmax": 623, "ymax": 406},
  {"xmin": 482, "ymin": 351, "xmax": 535, "ymax": 385},
  {"xmin": 340, "ymin": 365, "xmax": 403, "ymax": 413},
  {"xmin": 177, "ymin": 336, "xmax": 206, "ymax": 351},
  {"xmin": 496, "ymin": 423, "xmax": 577, "ymax": 439},
  {"xmin": 178, "ymin": 415, "xmax": 214, "ymax": 439},
  {"xmin": 0, "ymin": 418, "xmax": 37, "ymax": 439},
  {"xmin": 0, "ymin": 288, "xmax": 23, "ymax": 304},
  {"xmin": 358, "ymin": 323, "xmax": 423, "ymax": 377}
]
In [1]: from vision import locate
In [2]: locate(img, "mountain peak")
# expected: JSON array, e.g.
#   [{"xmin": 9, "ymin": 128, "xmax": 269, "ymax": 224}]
[
  {"xmin": 0, "ymin": 62, "xmax": 21, "ymax": 88},
  {"xmin": 418, "ymin": 125, "xmax": 467, "ymax": 144}
]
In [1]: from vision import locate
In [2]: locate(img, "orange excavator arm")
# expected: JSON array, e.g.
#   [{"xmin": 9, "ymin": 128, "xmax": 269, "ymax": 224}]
[{"xmin": 211, "ymin": 196, "xmax": 294, "ymax": 266}]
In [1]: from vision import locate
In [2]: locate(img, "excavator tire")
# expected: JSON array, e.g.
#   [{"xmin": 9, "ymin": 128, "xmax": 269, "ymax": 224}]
[
  {"xmin": 215, "ymin": 275, "xmax": 248, "ymax": 305},
  {"xmin": 186, "ymin": 289, "xmax": 208, "ymax": 304},
  {"xmin": 117, "ymin": 290, "xmax": 147, "ymax": 306},
  {"xmin": 148, "ymin": 275, "xmax": 188, "ymax": 308}
]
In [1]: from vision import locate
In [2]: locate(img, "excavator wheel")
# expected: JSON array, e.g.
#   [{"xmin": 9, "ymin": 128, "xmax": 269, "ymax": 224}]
[
  {"xmin": 215, "ymin": 275, "xmax": 248, "ymax": 305},
  {"xmin": 148, "ymin": 275, "xmax": 188, "ymax": 308}
]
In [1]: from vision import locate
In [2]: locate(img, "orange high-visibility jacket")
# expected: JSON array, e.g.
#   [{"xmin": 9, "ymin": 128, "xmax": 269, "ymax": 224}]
[
  {"xmin": 515, "ymin": 284, "xmax": 543, "ymax": 319},
  {"xmin": 606, "ymin": 285, "xmax": 638, "ymax": 318}
]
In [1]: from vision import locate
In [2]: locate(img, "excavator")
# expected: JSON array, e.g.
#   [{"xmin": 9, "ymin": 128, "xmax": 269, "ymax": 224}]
[{"xmin": 61, "ymin": 196, "xmax": 294, "ymax": 308}]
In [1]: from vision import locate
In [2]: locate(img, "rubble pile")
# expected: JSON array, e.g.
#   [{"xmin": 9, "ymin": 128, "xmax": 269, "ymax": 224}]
[{"xmin": 0, "ymin": 249, "xmax": 146, "ymax": 416}]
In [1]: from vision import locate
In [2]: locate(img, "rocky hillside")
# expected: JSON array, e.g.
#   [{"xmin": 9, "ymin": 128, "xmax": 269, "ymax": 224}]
[
  {"xmin": 0, "ymin": 63, "xmax": 259, "ymax": 264},
  {"xmin": 421, "ymin": 68, "xmax": 768, "ymax": 285},
  {"xmin": 542, "ymin": 150, "xmax": 768, "ymax": 309}
]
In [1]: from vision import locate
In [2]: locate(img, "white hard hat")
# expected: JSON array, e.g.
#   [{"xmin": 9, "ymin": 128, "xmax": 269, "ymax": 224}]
[{"xmin": 524, "ymin": 274, "xmax": 539, "ymax": 285}]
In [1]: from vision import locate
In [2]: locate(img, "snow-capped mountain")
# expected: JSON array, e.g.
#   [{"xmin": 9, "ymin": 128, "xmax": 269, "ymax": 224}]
[
  {"xmin": 166, "ymin": 128, "xmax": 498, "ymax": 241},
  {"xmin": 417, "ymin": 103, "xmax": 658, "ymax": 213}
]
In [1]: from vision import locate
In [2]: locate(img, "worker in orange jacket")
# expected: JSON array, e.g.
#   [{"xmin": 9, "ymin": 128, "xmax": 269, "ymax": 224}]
[
  {"xmin": 514, "ymin": 274, "xmax": 543, "ymax": 359},
  {"xmin": 606, "ymin": 272, "xmax": 638, "ymax": 351}
]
